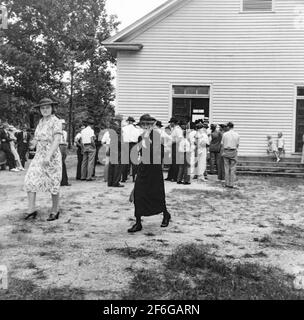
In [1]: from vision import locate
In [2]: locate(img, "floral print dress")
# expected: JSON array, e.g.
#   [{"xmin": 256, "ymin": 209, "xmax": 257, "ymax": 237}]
[{"xmin": 24, "ymin": 115, "xmax": 62, "ymax": 194}]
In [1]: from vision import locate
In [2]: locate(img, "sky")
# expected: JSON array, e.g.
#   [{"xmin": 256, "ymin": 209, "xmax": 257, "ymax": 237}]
[{"xmin": 105, "ymin": 0, "xmax": 168, "ymax": 30}]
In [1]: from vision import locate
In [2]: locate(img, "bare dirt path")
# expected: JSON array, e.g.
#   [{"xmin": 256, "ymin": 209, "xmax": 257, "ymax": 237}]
[{"xmin": 1, "ymin": 155, "xmax": 304, "ymax": 299}]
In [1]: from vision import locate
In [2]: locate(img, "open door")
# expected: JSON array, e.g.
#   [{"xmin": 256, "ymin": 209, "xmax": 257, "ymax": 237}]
[
  {"xmin": 172, "ymin": 86, "xmax": 210, "ymax": 123},
  {"xmin": 296, "ymin": 87, "xmax": 304, "ymax": 152}
]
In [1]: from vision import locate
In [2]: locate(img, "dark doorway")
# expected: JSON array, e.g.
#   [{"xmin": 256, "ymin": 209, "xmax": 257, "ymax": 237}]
[
  {"xmin": 172, "ymin": 98, "xmax": 209, "ymax": 123},
  {"xmin": 295, "ymin": 99, "xmax": 304, "ymax": 152}
]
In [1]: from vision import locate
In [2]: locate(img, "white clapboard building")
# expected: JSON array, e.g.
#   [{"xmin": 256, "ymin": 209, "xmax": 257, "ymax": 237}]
[{"xmin": 103, "ymin": 0, "xmax": 304, "ymax": 156}]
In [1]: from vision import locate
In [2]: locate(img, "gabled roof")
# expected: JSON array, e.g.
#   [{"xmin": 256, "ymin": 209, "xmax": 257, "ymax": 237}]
[{"xmin": 103, "ymin": 0, "xmax": 192, "ymax": 55}]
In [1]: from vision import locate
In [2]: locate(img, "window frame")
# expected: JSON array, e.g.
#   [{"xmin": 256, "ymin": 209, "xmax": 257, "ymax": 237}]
[{"xmin": 240, "ymin": 0, "xmax": 275, "ymax": 14}]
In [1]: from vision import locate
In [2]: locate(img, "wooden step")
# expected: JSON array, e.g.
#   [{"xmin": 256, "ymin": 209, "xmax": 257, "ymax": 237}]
[
  {"xmin": 237, "ymin": 166, "xmax": 304, "ymax": 173},
  {"xmin": 238, "ymin": 156, "xmax": 301, "ymax": 163},
  {"xmin": 238, "ymin": 161, "xmax": 304, "ymax": 168},
  {"xmin": 237, "ymin": 171, "xmax": 304, "ymax": 178}
]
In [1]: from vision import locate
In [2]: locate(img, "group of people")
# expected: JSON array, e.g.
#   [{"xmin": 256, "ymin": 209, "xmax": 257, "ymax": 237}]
[
  {"xmin": 267, "ymin": 132, "xmax": 285, "ymax": 162},
  {"xmin": 0, "ymin": 120, "xmax": 30, "ymax": 172},
  {"xmin": 93, "ymin": 116, "xmax": 240, "ymax": 190},
  {"xmin": 22, "ymin": 98, "xmax": 171, "ymax": 232}
]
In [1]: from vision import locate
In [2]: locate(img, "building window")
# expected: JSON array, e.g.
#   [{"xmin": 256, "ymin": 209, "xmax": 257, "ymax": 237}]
[
  {"xmin": 242, "ymin": 0, "xmax": 273, "ymax": 12},
  {"xmin": 173, "ymin": 86, "xmax": 210, "ymax": 96}
]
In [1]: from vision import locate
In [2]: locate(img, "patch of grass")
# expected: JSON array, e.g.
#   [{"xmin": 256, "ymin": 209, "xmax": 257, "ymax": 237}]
[
  {"xmin": 38, "ymin": 251, "xmax": 63, "ymax": 261},
  {"xmin": 11, "ymin": 226, "xmax": 32, "ymax": 234},
  {"xmin": 205, "ymin": 234, "xmax": 223, "ymax": 238},
  {"xmin": 70, "ymin": 243, "xmax": 82, "ymax": 249},
  {"xmin": 123, "ymin": 244, "xmax": 304, "ymax": 300},
  {"xmin": 0, "ymin": 278, "xmax": 85, "ymax": 300},
  {"xmin": 43, "ymin": 225, "xmax": 59, "ymax": 234},
  {"xmin": 144, "ymin": 233, "xmax": 156, "ymax": 237},
  {"xmin": 105, "ymin": 247, "xmax": 163, "ymax": 260},
  {"xmin": 25, "ymin": 261, "xmax": 38, "ymax": 269},
  {"xmin": 33, "ymin": 269, "xmax": 48, "ymax": 280}
]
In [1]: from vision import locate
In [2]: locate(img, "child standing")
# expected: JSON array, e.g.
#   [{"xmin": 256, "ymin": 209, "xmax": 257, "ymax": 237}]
[
  {"xmin": 277, "ymin": 132, "xmax": 285, "ymax": 162},
  {"xmin": 267, "ymin": 135, "xmax": 279, "ymax": 162}
]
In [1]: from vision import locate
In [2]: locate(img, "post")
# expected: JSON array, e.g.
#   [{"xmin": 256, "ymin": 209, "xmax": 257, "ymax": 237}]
[
  {"xmin": 68, "ymin": 65, "xmax": 74, "ymax": 149},
  {"xmin": 0, "ymin": 5, "xmax": 8, "ymax": 30}
]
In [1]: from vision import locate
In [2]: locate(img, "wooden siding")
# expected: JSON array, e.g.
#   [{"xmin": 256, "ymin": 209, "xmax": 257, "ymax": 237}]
[{"xmin": 116, "ymin": 0, "xmax": 304, "ymax": 155}]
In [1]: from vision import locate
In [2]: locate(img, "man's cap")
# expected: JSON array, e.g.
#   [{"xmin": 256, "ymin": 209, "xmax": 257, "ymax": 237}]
[
  {"xmin": 155, "ymin": 120, "xmax": 163, "ymax": 127},
  {"xmin": 126, "ymin": 116, "xmax": 135, "ymax": 123}
]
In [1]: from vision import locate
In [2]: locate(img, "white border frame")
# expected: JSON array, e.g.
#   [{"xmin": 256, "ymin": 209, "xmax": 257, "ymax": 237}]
[
  {"xmin": 169, "ymin": 82, "xmax": 213, "ymax": 123},
  {"xmin": 294, "ymin": 84, "xmax": 304, "ymax": 153},
  {"xmin": 240, "ymin": 0, "xmax": 275, "ymax": 14}
]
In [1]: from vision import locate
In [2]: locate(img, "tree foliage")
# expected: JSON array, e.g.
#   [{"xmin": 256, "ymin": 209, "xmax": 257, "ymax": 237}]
[{"xmin": 0, "ymin": 0, "xmax": 119, "ymax": 131}]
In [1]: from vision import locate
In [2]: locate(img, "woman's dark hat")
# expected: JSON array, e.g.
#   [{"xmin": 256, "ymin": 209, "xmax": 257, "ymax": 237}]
[
  {"xmin": 126, "ymin": 116, "xmax": 135, "ymax": 123},
  {"xmin": 155, "ymin": 121, "xmax": 163, "ymax": 127},
  {"xmin": 139, "ymin": 114, "xmax": 156, "ymax": 124},
  {"xmin": 34, "ymin": 98, "xmax": 58, "ymax": 108},
  {"xmin": 168, "ymin": 117, "xmax": 178, "ymax": 124}
]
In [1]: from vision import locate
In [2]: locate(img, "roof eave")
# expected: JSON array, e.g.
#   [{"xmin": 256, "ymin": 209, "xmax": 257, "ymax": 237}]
[
  {"xmin": 104, "ymin": 0, "xmax": 186, "ymax": 44},
  {"xmin": 102, "ymin": 43, "xmax": 143, "ymax": 57}
]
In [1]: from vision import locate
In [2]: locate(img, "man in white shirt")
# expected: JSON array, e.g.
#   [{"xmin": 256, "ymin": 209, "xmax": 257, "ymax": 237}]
[
  {"xmin": 80, "ymin": 119, "xmax": 96, "ymax": 181},
  {"xmin": 121, "ymin": 116, "xmax": 140, "ymax": 182},
  {"xmin": 195, "ymin": 122, "xmax": 209, "ymax": 182},
  {"xmin": 165, "ymin": 117, "xmax": 183, "ymax": 182},
  {"xmin": 221, "ymin": 122, "xmax": 240, "ymax": 188},
  {"xmin": 74, "ymin": 125, "xmax": 85, "ymax": 180},
  {"xmin": 59, "ymin": 120, "xmax": 70, "ymax": 186}
]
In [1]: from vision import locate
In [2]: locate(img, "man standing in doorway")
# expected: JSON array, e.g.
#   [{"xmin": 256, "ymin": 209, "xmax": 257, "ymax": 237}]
[
  {"xmin": 80, "ymin": 119, "xmax": 96, "ymax": 181},
  {"xmin": 222, "ymin": 122, "xmax": 240, "ymax": 189},
  {"xmin": 165, "ymin": 117, "xmax": 183, "ymax": 182}
]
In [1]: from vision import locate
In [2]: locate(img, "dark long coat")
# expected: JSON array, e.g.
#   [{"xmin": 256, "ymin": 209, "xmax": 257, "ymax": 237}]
[{"xmin": 134, "ymin": 129, "xmax": 166, "ymax": 218}]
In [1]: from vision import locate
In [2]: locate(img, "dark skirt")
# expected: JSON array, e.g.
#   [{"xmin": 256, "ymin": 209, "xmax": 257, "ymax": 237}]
[{"xmin": 134, "ymin": 163, "xmax": 166, "ymax": 217}]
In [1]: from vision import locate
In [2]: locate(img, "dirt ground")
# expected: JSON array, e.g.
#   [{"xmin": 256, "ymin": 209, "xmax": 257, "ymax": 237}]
[{"xmin": 1, "ymin": 153, "xmax": 304, "ymax": 299}]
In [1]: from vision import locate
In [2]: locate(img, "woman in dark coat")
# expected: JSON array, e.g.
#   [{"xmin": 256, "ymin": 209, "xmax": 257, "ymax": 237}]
[{"xmin": 128, "ymin": 114, "xmax": 171, "ymax": 233}]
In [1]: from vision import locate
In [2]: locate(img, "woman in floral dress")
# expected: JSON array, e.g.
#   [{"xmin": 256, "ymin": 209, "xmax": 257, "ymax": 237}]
[{"xmin": 24, "ymin": 98, "xmax": 63, "ymax": 221}]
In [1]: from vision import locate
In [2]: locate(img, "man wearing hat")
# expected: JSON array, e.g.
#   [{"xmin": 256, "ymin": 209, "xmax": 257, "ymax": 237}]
[
  {"xmin": 16, "ymin": 123, "xmax": 31, "ymax": 168},
  {"xmin": 59, "ymin": 119, "xmax": 70, "ymax": 186},
  {"xmin": 80, "ymin": 119, "xmax": 96, "ymax": 181},
  {"xmin": 0, "ymin": 122, "xmax": 18, "ymax": 172},
  {"xmin": 221, "ymin": 122, "xmax": 240, "ymax": 188},
  {"xmin": 107, "ymin": 114, "xmax": 124, "ymax": 187},
  {"xmin": 165, "ymin": 117, "xmax": 183, "ymax": 182},
  {"xmin": 121, "ymin": 116, "xmax": 140, "ymax": 182}
]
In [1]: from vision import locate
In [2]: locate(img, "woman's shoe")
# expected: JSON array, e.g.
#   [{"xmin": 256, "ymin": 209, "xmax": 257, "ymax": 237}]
[
  {"xmin": 24, "ymin": 211, "xmax": 38, "ymax": 220},
  {"xmin": 128, "ymin": 223, "xmax": 142, "ymax": 233},
  {"xmin": 161, "ymin": 212, "xmax": 171, "ymax": 228},
  {"xmin": 47, "ymin": 212, "xmax": 60, "ymax": 221}
]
